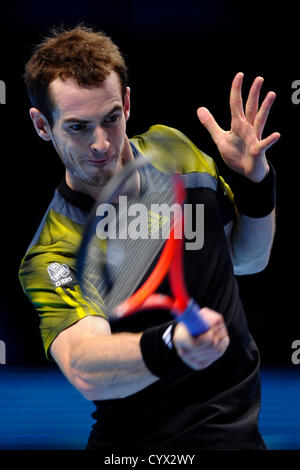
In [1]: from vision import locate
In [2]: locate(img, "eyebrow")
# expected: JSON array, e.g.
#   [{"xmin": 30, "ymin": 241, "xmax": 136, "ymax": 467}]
[{"xmin": 62, "ymin": 105, "xmax": 124, "ymax": 124}]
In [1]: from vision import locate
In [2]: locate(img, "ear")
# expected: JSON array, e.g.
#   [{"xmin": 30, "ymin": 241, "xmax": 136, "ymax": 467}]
[
  {"xmin": 123, "ymin": 87, "xmax": 131, "ymax": 121},
  {"xmin": 29, "ymin": 108, "xmax": 52, "ymax": 141}
]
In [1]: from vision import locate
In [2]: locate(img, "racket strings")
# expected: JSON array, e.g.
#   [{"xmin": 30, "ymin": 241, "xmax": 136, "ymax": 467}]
[
  {"xmin": 105, "ymin": 177, "xmax": 174, "ymax": 310},
  {"xmin": 82, "ymin": 165, "xmax": 176, "ymax": 318}
]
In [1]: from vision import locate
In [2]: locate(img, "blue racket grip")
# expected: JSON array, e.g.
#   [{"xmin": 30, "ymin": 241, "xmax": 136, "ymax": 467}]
[{"xmin": 177, "ymin": 300, "xmax": 210, "ymax": 337}]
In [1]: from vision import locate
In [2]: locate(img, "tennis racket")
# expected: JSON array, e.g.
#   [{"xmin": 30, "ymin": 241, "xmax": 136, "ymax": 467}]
[{"xmin": 77, "ymin": 148, "xmax": 209, "ymax": 337}]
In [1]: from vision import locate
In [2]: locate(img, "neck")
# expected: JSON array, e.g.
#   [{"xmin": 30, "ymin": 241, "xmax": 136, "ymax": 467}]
[{"xmin": 65, "ymin": 172, "xmax": 101, "ymax": 200}]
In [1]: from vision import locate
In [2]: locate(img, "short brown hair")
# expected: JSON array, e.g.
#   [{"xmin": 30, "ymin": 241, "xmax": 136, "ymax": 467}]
[{"xmin": 24, "ymin": 25, "xmax": 128, "ymax": 127}]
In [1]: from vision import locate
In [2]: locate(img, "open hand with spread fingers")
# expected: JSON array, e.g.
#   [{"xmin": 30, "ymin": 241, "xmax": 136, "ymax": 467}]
[{"xmin": 197, "ymin": 72, "xmax": 280, "ymax": 183}]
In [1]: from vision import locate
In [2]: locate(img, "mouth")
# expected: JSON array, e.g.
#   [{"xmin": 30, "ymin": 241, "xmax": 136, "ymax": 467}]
[{"xmin": 85, "ymin": 155, "xmax": 114, "ymax": 165}]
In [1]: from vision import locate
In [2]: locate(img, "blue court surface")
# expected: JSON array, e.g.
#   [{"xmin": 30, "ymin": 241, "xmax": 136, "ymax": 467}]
[{"xmin": 0, "ymin": 364, "xmax": 299, "ymax": 450}]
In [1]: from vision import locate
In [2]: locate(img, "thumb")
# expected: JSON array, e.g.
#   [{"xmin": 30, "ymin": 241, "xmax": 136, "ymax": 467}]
[{"xmin": 197, "ymin": 107, "xmax": 224, "ymax": 143}]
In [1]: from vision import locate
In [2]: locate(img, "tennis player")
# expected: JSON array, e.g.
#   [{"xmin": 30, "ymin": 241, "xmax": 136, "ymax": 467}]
[{"xmin": 19, "ymin": 25, "xmax": 279, "ymax": 451}]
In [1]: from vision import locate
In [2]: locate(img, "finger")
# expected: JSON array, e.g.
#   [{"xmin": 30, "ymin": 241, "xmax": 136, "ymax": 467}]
[
  {"xmin": 197, "ymin": 307, "xmax": 225, "ymax": 328},
  {"xmin": 245, "ymin": 76, "xmax": 264, "ymax": 124},
  {"xmin": 193, "ymin": 323, "xmax": 228, "ymax": 349},
  {"xmin": 254, "ymin": 91, "xmax": 277, "ymax": 139},
  {"xmin": 257, "ymin": 132, "xmax": 281, "ymax": 153},
  {"xmin": 182, "ymin": 335, "xmax": 230, "ymax": 367},
  {"xmin": 229, "ymin": 72, "xmax": 245, "ymax": 120},
  {"xmin": 193, "ymin": 308, "xmax": 227, "ymax": 343},
  {"xmin": 197, "ymin": 107, "xmax": 224, "ymax": 144}
]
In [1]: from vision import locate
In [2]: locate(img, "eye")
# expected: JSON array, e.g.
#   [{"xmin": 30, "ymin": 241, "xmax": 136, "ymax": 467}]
[
  {"xmin": 103, "ymin": 113, "xmax": 121, "ymax": 125},
  {"xmin": 69, "ymin": 123, "xmax": 87, "ymax": 132}
]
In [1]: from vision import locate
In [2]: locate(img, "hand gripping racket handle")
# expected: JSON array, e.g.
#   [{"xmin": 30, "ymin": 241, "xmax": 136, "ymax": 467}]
[{"xmin": 175, "ymin": 299, "xmax": 210, "ymax": 337}]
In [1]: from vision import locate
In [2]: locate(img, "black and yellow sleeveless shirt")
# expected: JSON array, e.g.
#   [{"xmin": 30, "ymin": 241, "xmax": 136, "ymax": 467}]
[{"xmin": 19, "ymin": 125, "xmax": 266, "ymax": 450}]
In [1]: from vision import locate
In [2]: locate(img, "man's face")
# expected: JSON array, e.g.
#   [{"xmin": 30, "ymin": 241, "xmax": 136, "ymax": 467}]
[{"xmin": 47, "ymin": 71, "xmax": 130, "ymax": 188}]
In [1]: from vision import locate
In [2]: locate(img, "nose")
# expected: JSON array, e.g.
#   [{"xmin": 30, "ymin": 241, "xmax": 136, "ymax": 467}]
[{"xmin": 90, "ymin": 126, "xmax": 110, "ymax": 155}]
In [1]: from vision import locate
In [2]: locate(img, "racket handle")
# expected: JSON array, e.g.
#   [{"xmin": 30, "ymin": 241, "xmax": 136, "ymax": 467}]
[{"xmin": 177, "ymin": 300, "xmax": 210, "ymax": 337}]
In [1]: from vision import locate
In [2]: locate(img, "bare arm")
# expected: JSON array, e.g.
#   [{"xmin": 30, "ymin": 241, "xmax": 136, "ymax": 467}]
[
  {"xmin": 50, "ymin": 316, "xmax": 157, "ymax": 400},
  {"xmin": 50, "ymin": 309, "xmax": 229, "ymax": 401}
]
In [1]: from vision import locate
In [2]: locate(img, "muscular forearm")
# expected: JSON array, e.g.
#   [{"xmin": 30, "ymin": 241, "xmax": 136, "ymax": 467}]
[
  {"xmin": 60, "ymin": 308, "xmax": 229, "ymax": 402},
  {"xmin": 69, "ymin": 332, "xmax": 158, "ymax": 400},
  {"xmin": 228, "ymin": 209, "xmax": 275, "ymax": 275}
]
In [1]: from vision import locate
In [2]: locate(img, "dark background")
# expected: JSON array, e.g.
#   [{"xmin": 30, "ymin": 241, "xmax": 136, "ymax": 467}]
[{"xmin": 0, "ymin": 1, "xmax": 298, "ymax": 366}]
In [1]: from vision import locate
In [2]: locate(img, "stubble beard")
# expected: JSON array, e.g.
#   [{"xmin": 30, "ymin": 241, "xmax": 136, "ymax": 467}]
[{"xmin": 65, "ymin": 160, "xmax": 114, "ymax": 187}]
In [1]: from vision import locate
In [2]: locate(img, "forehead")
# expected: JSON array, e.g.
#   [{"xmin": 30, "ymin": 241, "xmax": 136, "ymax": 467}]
[{"xmin": 49, "ymin": 71, "xmax": 123, "ymax": 119}]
